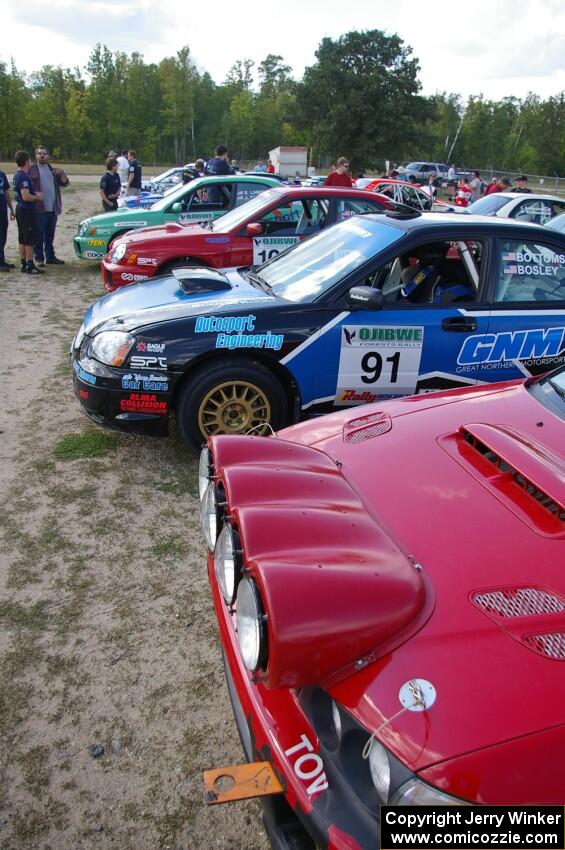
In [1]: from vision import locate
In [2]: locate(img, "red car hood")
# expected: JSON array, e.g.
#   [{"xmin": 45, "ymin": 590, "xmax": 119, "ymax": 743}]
[
  {"xmin": 120, "ymin": 221, "xmax": 210, "ymax": 243},
  {"xmin": 281, "ymin": 380, "xmax": 565, "ymax": 775}
]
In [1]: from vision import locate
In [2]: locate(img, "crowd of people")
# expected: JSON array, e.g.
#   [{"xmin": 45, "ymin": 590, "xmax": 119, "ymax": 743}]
[
  {"xmin": 0, "ymin": 143, "xmax": 541, "ymax": 274},
  {"xmin": 0, "ymin": 146, "xmax": 69, "ymax": 274}
]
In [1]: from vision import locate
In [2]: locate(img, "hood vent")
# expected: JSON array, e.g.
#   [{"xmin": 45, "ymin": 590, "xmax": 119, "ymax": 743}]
[
  {"xmin": 473, "ymin": 588, "xmax": 565, "ymax": 619},
  {"xmin": 455, "ymin": 425, "xmax": 565, "ymax": 535},
  {"xmin": 524, "ymin": 632, "xmax": 565, "ymax": 660},
  {"xmin": 173, "ymin": 266, "xmax": 231, "ymax": 295},
  {"xmin": 343, "ymin": 412, "xmax": 391, "ymax": 444}
]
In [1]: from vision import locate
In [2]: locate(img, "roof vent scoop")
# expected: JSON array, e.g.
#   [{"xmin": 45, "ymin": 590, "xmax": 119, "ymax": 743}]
[{"xmin": 173, "ymin": 266, "xmax": 232, "ymax": 295}]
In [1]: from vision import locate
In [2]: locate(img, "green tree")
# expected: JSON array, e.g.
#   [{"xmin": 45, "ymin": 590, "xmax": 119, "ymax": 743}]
[{"xmin": 293, "ymin": 30, "xmax": 430, "ymax": 172}]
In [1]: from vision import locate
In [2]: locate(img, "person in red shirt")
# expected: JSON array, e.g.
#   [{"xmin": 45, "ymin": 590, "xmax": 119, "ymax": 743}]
[
  {"xmin": 324, "ymin": 157, "xmax": 353, "ymax": 187},
  {"xmin": 267, "ymin": 159, "xmax": 275, "ymax": 174},
  {"xmin": 454, "ymin": 178, "xmax": 472, "ymax": 207},
  {"xmin": 486, "ymin": 176, "xmax": 511, "ymax": 195}
]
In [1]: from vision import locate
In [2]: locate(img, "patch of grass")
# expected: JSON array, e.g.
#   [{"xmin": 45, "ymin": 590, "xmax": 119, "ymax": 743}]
[
  {"xmin": 148, "ymin": 534, "xmax": 186, "ymax": 560},
  {"xmin": 22, "ymin": 744, "xmax": 51, "ymax": 799},
  {"xmin": 53, "ymin": 429, "xmax": 119, "ymax": 460},
  {"xmin": 0, "ymin": 599, "xmax": 50, "ymax": 631}
]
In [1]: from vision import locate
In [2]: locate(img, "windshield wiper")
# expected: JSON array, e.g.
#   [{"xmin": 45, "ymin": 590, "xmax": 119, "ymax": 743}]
[
  {"xmin": 246, "ymin": 269, "xmax": 274, "ymax": 295},
  {"xmin": 548, "ymin": 378, "xmax": 565, "ymax": 400}
]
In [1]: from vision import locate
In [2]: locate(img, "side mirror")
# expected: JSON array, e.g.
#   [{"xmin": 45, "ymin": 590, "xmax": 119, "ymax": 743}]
[
  {"xmin": 246, "ymin": 222, "xmax": 264, "ymax": 236},
  {"xmin": 348, "ymin": 286, "xmax": 384, "ymax": 310},
  {"xmin": 172, "ymin": 202, "xmax": 183, "ymax": 213}
]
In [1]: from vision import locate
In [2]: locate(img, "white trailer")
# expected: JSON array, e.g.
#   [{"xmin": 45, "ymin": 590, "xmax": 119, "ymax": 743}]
[{"xmin": 269, "ymin": 146, "xmax": 308, "ymax": 177}]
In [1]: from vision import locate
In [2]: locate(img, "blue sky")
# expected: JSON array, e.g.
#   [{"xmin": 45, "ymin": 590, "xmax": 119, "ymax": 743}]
[{"xmin": 4, "ymin": 0, "xmax": 565, "ymax": 100}]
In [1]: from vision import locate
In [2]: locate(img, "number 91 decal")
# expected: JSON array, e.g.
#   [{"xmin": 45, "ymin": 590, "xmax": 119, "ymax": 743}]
[{"xmin": 336, "ymin": 324, "xmax": 425, "ymax": 403}]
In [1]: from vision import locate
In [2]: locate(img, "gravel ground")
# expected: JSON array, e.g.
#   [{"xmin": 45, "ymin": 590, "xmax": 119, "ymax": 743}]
[{"xmin": 0, "ymin": 180, "xmax": 270, "ymax": 850}]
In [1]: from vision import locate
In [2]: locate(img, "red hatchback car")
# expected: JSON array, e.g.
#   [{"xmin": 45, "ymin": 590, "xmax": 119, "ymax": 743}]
[
  {"xmin": 200, "ymin": 367, "xmax": 565, "ymax": 849},
  {"xmin": 100, "ymin": 186, "xmax": 400, "ymax": 292}
]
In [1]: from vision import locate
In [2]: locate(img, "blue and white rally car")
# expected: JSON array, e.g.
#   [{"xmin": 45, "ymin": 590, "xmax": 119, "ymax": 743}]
[{"xmin": 71, "ymin": 210, "xmax": 565, "ymax": 451}]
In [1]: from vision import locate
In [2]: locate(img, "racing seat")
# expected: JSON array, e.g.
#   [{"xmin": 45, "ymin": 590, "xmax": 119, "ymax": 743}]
[{"xmin": 400, "ymin": 244, "xmax": 448, "ymax": 303}]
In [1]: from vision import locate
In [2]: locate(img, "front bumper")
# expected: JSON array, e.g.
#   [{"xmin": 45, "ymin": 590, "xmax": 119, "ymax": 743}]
[
  {"xmin": 208, "ymin": 553, "xmax": 380, "ymax": 850},
  {"xmin": 74, "ymin": 235, "xmax": 108, "ymax": 260},
  {"xmin": 72, "ymin": 361, "xmax": 170, "ymax": 438},
  {"xmin": 101, "ymin": 259, "xmax": 154, "ymax": 292}
]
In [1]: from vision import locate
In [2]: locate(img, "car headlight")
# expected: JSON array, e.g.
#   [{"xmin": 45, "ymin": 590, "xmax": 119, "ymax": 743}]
[
  {"xmin": 331, "ymin": 700, "xmax": 342, "ymax": 741},
  {"xmin": 236, "ymin": 577, "xmax": 267, "ymax": 672},
  {"xmin": 79, "ymin": 220, "xmax": 90, "ymax": 236},
  {"xmin": 368, "ymin": 739, "xmax": 391, "ymax": 802},
  {"xmin": 198, "ymin": 447, "xmax": 212, "ymax": 500},
  {"xmin": 390, "ymin": 777, "xmax": 466, "ymax": 805},
  {"xmin": 200, "ymin": 480, "xmax": 219, "ymax": 551},
  {"xmin": 90, "ymin": 331, "xmax": 135, "ymax": 367},
  {"xmin": 214, "ymin": 524, "xmax": 242, "ymax": 604},
  {"xmin": 112, "ymin": 243, "xmax": 127, "ymax": 262}
]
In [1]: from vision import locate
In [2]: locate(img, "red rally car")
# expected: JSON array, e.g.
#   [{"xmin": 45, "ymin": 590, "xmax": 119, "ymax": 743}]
[
  {"xmin": 100, "ymin": 186, "xmax": 401, "ymax": 291},
  {"xmin": 200, "ymin": 365, "xmax": 565, "ymax": 849}
]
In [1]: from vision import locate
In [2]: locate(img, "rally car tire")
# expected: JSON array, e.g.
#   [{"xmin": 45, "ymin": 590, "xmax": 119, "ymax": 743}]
[{"xmin": 176, "ymin": 359, "xmax": 288, "ymax": 452}]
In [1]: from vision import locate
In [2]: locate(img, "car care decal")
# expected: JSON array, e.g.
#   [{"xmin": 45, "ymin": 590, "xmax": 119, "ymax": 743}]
[
  {"xmin": 336, "ymin": 325, "xmax": 425, "ymax": 403},
  {"xmin": 194, "ymin": 314, "xmax": 283, "ymax": 350},
  {"xmin": 137, "ymin": 257, "xmax": 158, "ymax": 266},
  {"xmin": 119, "ymin": 393, "xmax": 167, "ymax": 414},
  {"xmin": 120, "ymin": 273, "xmax": 149, "ymax": 282},
  {"xmin": 121, "ymin": 373, "xmax": 169, "ymax": 391},
  {"xmin": 252, "ymin": 236, "xmax": 299, "ymax": 265},
  {"xmin": 130, "ymin": 355, "xmax": 168, "ymax": 369},
  {"xmin": 72, "ymin": 359, "xmax": 96, "ymax": 385},
  {"xmin": 83, "ymin": 251, "xmax": 101, "ymax": 259},
  {"xmin": 136, "ymin": 342, "xmax": 165, "ymax": 353},
  {"xmin": 114, "ymin": 221, "xmax": 147, "ymax": 227},
  {"xmin": 284, "ymin": 734, "xmax": 328, "ymax": 797}
]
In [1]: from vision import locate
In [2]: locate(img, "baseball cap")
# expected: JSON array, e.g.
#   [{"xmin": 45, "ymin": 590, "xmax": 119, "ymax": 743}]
[
  {"xmin": 517, "ymin": 174, "xmax": 528, "ymax": 181},
  {"xmin": 500, "ymin": 176, "xmax": 511, "ymax": 186}
]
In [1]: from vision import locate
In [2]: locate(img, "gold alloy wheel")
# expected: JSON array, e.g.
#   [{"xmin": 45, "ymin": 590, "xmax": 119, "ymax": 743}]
[{"xmin": 198, "ymin": 380, "xmax": 272, "ymax": 437}]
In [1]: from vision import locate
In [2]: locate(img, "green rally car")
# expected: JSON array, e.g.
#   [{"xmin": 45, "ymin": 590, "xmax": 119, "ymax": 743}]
[{"xmin": 74, "ymin": 174, "xmax": 281, "ymax": 261}]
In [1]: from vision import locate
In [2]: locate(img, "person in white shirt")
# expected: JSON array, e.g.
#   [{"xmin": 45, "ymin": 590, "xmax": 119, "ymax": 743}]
[{"xmin": 117, "ymin": 150, "xmax": 129, "ymax": 187}]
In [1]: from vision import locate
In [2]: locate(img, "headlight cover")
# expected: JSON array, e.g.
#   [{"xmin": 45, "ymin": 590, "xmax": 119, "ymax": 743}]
[
  {"xmin": 79, "ymin": 219, "xmax": 90, "ymax": 236},
  {"xmin": 198, "ymin": 447, "xmax": 212, "ymax": 501},
  {"xmin": 112, "ymin": 243, "xmax": 127, "ymax": 262},
  {"xmin": 236, "ymin": 577, "xmax": 267, "ymax": 672},
  {"xmin": 214, "ymin": 523, "xmax": 241, "ymax": 604},
  {"xmin": 90, "ymin": 331, "xmax": 135, "ymax": 367},
  {"xmin": 200, "ymin": 480, "xmax": 219, "ymax": 551},
  {"xmin": 390, "ymin": 777, "xmax": 466, "ymax": 805}
]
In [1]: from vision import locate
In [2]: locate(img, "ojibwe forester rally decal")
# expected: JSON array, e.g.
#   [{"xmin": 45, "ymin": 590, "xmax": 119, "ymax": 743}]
[{"xmin": 336, "ymin": 325, "xmax": 425, "ymax": 403}]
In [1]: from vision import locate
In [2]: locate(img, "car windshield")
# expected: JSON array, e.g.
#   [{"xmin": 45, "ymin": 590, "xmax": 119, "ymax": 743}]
[
  {"xmin": 405, "ymin": 162, "xmax": 423, "ymax": 170},
  {"xmin": 533, "ymin": 365, "xmax": 565, "ymax": 420},
  {"xmin": 545, "ymin": 212, "xmax": 565, "ymax": 234},
  {"xmin": 212, "ymin": 188, "xmax": 282, "ymax": 233},
  {"xmin": 468, "ymin": 194, "xmax": 510, "ymax": 215},
  {"xmin": 258, "ymin": 216, "xmax": 404, "ymax": 303}
]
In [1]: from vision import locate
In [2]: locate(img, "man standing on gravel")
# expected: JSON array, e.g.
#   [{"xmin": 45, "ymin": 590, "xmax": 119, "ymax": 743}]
[
  {"xmin": 126, "ymin": 150, "xmax": 142, "ymax": 196},
  {"xmin": 13, "ymin": 150, "xmax": 44, "ymax": 275},
  {"xmin": 29, "ymin": 145, "xmax": 69, "ymax": 266}
]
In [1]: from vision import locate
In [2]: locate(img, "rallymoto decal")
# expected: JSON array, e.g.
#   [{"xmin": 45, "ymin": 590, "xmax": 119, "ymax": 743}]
[
  {"xmin": 195, "ymin": 314, "xmax": 283, "ymax": 351},
  {"xmin": 72, "ymin": 359, "xmax": 96, "ymax": 385},
  {"xmin": 253, "ymin": 236, "xmax": 299, "ymax": 265},
  {"xmin": 336, "ymin": 325, "xmax": 425, "ymax": 403},
  {"xmin": 121, "ymin": 373, "xmax": 169, "ymax": 391},
  {"xmin": 119, "ymin": 393, "xmax": 167, "ymax": 414},
  {"xmin": 457, "ymin": 326, "xmax": 565, "ymax": 368}
]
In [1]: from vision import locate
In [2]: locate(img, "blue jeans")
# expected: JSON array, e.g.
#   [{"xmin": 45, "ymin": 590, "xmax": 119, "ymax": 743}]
[{"xmin": 35, "ymin": 211, "xmax": 57, "ymax": 262}]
